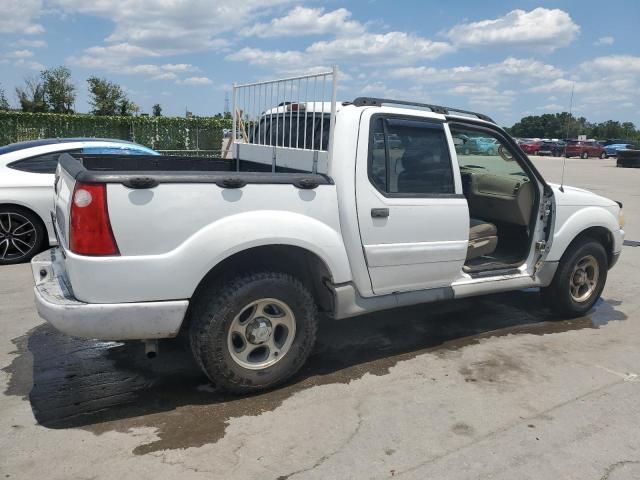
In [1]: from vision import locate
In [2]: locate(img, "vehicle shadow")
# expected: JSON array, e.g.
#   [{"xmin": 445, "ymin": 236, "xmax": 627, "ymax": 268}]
[{"xmin": 5, "ymin": 290, "xmax": 626, "ymax": 453}]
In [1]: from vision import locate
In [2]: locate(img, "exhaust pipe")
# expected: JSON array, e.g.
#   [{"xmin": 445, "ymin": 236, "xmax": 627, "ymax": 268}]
[{"xmin": 144, "ymin": 340, "xmax": 158, "ymax": 359}]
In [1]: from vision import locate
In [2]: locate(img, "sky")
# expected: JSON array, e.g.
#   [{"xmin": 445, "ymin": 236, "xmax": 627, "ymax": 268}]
[{"xmin": 0, "ymin": 0, "xmax": 639, "ymax": 126}]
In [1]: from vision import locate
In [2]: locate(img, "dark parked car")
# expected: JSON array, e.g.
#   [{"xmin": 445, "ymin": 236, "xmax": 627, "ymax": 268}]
[
  {"xmin": 564, "ymin": 140, "xmax": 607, "ymax": 159},
  {"xmin": 616, "ymin": 149, "xmax": 640, "ymax": 168},
  {"xmin": 538, "ymin": 140, "xmax": 566, "ymax": 157}
]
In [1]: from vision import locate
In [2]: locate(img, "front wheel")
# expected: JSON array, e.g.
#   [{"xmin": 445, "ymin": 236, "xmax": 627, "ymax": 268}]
[
  {"xmin": 541, "ymin": 239, "xmax": 608, "ymax": 318},
  {"xmin": 581, "ymin": 151, "xmax": 589, "ymax": 159},
  {"xmin": 600, "ymin": 151, "xmax": 607, "ymax": 159},
  {"xmin": 189, "ymin": 271, "xmax": 318, "ymax": 394}
]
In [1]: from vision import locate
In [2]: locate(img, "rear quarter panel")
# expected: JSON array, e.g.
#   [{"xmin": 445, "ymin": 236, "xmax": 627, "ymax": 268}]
[{"xmin": 64, "ymin": 182, "xmax": 352, "ymax": 303}]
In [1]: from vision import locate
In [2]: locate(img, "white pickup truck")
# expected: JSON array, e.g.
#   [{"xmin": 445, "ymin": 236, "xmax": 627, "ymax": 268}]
[{"xmin": 32, "ymin": 71, "xmax": 625, "ymax": 393}]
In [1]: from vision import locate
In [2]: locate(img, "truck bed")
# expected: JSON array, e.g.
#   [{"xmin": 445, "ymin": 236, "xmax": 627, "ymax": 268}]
[{"xmin": 52, "ymin": 153, "xmax": 346, "ymax": 305}]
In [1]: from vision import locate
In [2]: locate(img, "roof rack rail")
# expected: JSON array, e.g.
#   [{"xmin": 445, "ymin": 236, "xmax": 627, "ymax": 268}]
[{"xmin": 351, "ymin": 97, "xmax": 495, "ymax": 123}]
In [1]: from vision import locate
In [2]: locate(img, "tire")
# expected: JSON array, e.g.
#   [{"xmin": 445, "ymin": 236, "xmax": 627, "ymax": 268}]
[
  {"xmin": 189, "ymin": 271, "xmax": 318, "ymax": 394},
  {"xmin": 0, "ymin": 206, "xmax": 46, "ymax": 265},
  {"xmin": 581, "ymin": 151, "xmax": 588, "ymax": 159},
  {"xmin": 541, "ymin": 238, "xmax": 608, "ymax": 318},
  {"xmin": 600, "ymin": 151, "xmax": 607, "ymax": 159}
]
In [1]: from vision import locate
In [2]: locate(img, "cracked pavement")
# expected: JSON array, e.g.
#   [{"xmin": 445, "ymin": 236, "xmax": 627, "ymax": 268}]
[{"xmin": 1, "ymin": 156, "xmax": 640, "ymax": 479}]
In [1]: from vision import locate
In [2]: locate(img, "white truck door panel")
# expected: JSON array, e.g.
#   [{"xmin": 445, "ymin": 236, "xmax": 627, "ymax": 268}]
[{"xmin": 356, "ymin": 111, "xmax": 469, "ymax": 295}]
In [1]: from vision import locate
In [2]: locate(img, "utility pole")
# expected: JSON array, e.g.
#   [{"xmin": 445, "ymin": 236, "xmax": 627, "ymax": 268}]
[{"xmin": 224, "ymin": 92, "xmax": 230, "ymax": 115}]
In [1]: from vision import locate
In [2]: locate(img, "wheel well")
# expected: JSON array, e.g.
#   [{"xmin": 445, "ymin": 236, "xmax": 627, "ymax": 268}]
[
  {"xmin": 0, "ymin": 203, "xmax": 49, "ymax": 247},
  {"xmin": 568, "ymin": 226, "xmax": 614, "ymax": 267},
  {"xmin": 191, "ymin": 245, "xmax": 335, "ymax": 314}
]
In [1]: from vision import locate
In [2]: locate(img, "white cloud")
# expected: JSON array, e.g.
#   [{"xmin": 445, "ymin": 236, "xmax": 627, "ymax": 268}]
[
  {"xmin": 308, "ymin": 32, "xmax": 453, "ymax": 64},
  {"xmin": 178, "ymin": 76, "xmax": 213, "ymax": 85},
  {"xmin": 589, "ymin": 55, "xmax": 640, "ymax": 73},
  {"xmin": 392, "ymin": 57, "xmax": 564, "ymax": 87},
  {"xmin": 537, "ymin": 103, "xmax": 564, "ymax": 111},
  {"xmin": 0, "ymin": 0, "xmax": 44, "ymax": 34},
  {"xmin": 229, "ymin": 32, "xmax": 452, "ymax": 71},
  {"xmin": 68, "ymin": 42, "xmax": 199, "ymax": 81},
  {"xmin": 445, "ymin": 8, "xmax": 579, "ymax": 51},
  {"xmin": 11, "ymin": 39, "xmax": 47, "ymax": 48},
  {"xmin": 242, "ymin": 6, "xmax": 365, "ymax": 37},
  {"xmin": 387, "ymin": 57, "xmax": 568, "ymax": 115},
  {"xmin": 14, "ymin": 58, "xmax": 45, "ymax": 70},
  {"xmin": 6, "ymin": 50, "xmax": 35, "ymax": 59},
  {"xmin": 525, "ymin": 55, "xmax": 640, "ymax": 113},
  {"xmin": 54, "ymin": 0, "xmax": 288, "ymax": 55},
  {"xmin": 594, "ymin": 36, "xmax": 614, "ymax": 46}
]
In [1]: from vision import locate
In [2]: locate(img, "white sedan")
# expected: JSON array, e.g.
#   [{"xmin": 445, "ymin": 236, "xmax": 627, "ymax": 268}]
[{"xmin": 0, "ymin": 138, "xmax": 158, "ymax": 265}]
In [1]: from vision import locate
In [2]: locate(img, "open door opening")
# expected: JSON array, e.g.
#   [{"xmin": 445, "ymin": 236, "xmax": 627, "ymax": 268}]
[{"xmin": 450, "ymin": 125, "xmax": 539, "ymax": 274}]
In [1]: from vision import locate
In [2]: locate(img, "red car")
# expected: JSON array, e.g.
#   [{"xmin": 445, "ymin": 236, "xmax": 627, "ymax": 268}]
[
  {"xmin": 520, "ymin": 141, "xmax": 541, "ymax": 154},
  {"xmin": 564, "ymin": 140, "xmax": 607, "ymax": 159}
]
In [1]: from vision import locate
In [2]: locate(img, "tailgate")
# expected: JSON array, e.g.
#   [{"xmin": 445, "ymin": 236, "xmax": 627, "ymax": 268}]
[{"xmin": 53, "ymin": 156, "xmax": 77, "ymax": 249}]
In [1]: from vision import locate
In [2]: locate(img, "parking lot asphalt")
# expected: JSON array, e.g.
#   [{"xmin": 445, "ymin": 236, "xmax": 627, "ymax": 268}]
[{"xmin": 1, "ymin": 156, "xmax": 640, "ymax": 480}]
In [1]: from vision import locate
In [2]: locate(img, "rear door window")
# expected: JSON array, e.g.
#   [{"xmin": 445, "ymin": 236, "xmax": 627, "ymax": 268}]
[{"xmin": 369, "ymin": 116, "xmax": 454, "ymax": 195}]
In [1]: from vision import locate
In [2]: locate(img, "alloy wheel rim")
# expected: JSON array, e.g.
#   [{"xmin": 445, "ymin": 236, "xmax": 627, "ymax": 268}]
[
  {"xmin": 0, "ymin": 213, "xmax": 37, "ymax": 261},
  {"xmin": 227, "ymin": 298, "xmax": 296, "ymax": 370},
  {"xmin": 569, "ymin": 255, "xmax": 599, "ymax": 303}
]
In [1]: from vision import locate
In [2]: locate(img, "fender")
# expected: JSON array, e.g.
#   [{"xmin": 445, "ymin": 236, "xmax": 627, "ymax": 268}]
[
  {"xmin": 545, "ymin": 205, "xmax": 621, "ymax": 262},
  {"xmin": 189, "ymin": 210, "xmax": 353, "ymax": 292}
]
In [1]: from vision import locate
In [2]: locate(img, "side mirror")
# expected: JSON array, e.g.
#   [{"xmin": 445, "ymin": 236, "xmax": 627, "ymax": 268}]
[{"xmin": 498, "ymin": 145, "xmax": 514, "ymax": 161}]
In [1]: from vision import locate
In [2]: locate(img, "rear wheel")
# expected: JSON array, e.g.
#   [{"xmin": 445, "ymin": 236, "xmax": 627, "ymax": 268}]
[
  {"xmin": 189, "ymin": 271, "xmax": 318, "ymax": 394},
  {"xmin": 581, "ymin": 151, "xmax": 588, "ymax": 159},
  {"xmin": 541, "ymin": 238, "xmax": 608, "ymax": 318},
  {"xmin": 600, "ymin": 151, "xmax": 607, "ymax": 159},
  {"xmin": 0, "ymin": 206, "xmax": 45, "ymax": 265}
]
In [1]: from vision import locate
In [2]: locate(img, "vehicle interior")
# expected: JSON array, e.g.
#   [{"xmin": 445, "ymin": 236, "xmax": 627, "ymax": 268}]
[{"xmin": 451, "ymin": 126, "xmax": 538, "ymax": 273}]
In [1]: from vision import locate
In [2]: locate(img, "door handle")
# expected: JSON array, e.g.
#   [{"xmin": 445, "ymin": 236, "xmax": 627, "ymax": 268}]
[{"xmin": 371, "ymin": 208, "xmax": 389, "ymax": 218}]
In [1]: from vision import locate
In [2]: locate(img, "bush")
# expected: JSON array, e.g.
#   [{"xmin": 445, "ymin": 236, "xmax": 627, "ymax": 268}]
[{"xmin": 0, "ymin": 111, "xmax": 232, "ymax": 154}]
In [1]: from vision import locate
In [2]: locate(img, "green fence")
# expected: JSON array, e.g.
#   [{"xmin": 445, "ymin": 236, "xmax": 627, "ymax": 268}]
[{"xmin": 0, "ymin": 112, "xmax": 232, "ymax": 156}]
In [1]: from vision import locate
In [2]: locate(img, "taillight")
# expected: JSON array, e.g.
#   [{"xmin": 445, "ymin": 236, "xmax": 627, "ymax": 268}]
[{"xmin": 70, "ymin": 183, "xmax": 119, "ymax": 256}]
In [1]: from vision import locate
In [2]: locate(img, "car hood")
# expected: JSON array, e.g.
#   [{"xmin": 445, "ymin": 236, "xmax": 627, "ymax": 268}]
[{"xmin": 549, "ymin": 183, "xmax": 618, "ymax": 207}]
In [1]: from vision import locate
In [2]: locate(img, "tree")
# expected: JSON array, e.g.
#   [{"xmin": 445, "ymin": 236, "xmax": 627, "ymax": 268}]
[
  {"xmin": 41, "ymin": 66, "xmax": 75, "ymax": 113},
  {"xmin": 0, "ymin": 83, "xmax": 9, "ymax": 111},
  {"xmin": 507, "ymin": 113, "xmax": 640, "ymax": 144},
  {"xmin": 15, "ymin": 76, "xmax": 47, "ymax": 112},
  {"xmin": 118, "ymin": 98, "xmax": 139, "ymax": 116},
  {"xmin": 152, "ymin": 103, "xmax": 162, "ymax": 116},
  {"xmin": 87, "ymin": 76, "xmax": 136, "ymax": 116}
]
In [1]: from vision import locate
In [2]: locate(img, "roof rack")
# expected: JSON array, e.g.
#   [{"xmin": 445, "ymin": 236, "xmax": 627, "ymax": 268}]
[{"xmin": 351, "ymin": 97, "xmax": 495, "ymax": 123}]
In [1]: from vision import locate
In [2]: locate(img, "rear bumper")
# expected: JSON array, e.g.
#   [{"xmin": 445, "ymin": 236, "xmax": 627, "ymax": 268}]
[{"xmin": 31, "ymin": 249, "xmax": 189, "ymax": 340}]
